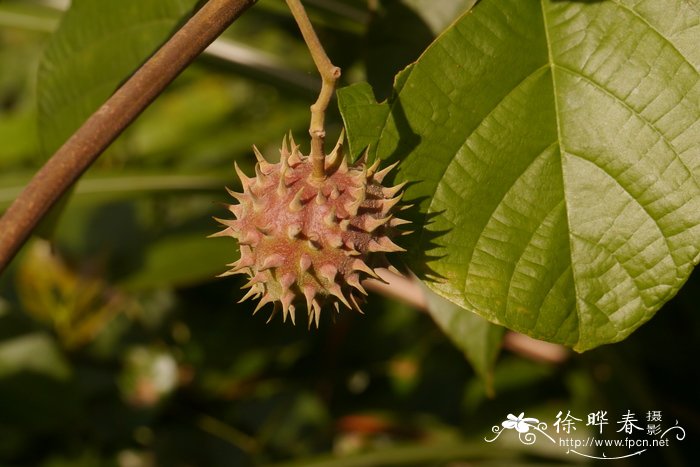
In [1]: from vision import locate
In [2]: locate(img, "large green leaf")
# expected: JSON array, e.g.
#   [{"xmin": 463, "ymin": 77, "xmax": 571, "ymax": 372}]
[
  {"xmin": 339, "ymin": 0, "xmax": 700, "ymax": 351},
  {"xmin": 36, "ymin": 0, "xmax": 200, "ymax": 156}
]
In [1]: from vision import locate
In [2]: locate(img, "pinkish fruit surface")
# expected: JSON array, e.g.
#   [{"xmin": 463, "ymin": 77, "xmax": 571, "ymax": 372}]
[{"xmin": 213, "ymin": 132, "xmax": 408, "ymax": 326}]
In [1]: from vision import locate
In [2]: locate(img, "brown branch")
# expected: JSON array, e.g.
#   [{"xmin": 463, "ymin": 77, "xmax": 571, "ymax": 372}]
[
  {"xmin": 0, "ymin": 0, "xmax": 258, "ymax": 275},
  {"xmin": 285, "ymin": 0, "xmax": 341, "ymax": 181},
  {"xmin": 364, "ymin": 270, "xmax": 569, "ymax": 364},
  {"xmin": 363, "ymin": 268, "xmax": 428, "ymax": 310}
]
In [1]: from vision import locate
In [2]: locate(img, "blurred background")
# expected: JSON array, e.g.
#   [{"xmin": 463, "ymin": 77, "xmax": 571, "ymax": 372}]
[{"xmin": 0, "ymin": 0, "xmax": 698, "ymax": 465}]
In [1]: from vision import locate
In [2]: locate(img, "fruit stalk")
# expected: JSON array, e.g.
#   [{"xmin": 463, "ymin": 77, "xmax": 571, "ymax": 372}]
[{"xmin": 285, "ymin": 0, "xmax": 341, "ymax": 181}]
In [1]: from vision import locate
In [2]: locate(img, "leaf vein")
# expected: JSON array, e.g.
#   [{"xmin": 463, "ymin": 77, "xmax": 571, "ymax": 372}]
[
  {"xmin": 504, "ymin": 199, "xmax": 565, "ymax": 317},
  {"xmin": 463, "ymin": 140, "xmax": 558, "ymax": 294},
  {"xmin": 566, "ymin": 151, "xmax": 678, "ymax": 270},
  {"xmin": 609, "ymin": 0, "xmax": 700, "ymax": 74},
  {"xmin": 555, "ymin": 63, "xmax": 696, "ymax": 185}
]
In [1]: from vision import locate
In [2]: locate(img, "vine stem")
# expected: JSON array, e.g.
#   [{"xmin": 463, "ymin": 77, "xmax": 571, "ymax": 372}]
[
  {"xmin": 0, "ymin": 0, "xmax": 257, "ymax": 275},
  {"xmin": 285, "ymin": 0, "xmax": 341, "ymax": 181}
]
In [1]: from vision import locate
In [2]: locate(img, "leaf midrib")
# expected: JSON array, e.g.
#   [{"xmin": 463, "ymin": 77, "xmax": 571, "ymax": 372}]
[
  {"xmin": 419, "ymin": 63, "xmax": 550, "ymax": 253},
  {"xmin": 540, "ymin": 0, "xmax": 583, "ymax": 346}
]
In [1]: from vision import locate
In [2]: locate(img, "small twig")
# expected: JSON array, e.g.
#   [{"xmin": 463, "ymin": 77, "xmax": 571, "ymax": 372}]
[
  {"xmin": 502, "ymin": 332, "xmax": 569, "ymax": 364},
  {"xmin": 285, "ymin": 0, "xmax": 341, "ymax": 180},
  {"xmin": 197, "ymin": 414, "xmax": 260, "ymax": 454},
  {"xmin": 364, "ymin": 268, "xmax": 428, "ymax": 310},
  {"xmin": 0, "ymin": 0, "xmax": 257, "ymax": 275}
]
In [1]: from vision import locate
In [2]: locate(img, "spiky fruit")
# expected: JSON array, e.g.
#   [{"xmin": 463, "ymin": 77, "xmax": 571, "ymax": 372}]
[{"xmin": 213, "ymin": 131, "xmax": 409, "ymax": 327}]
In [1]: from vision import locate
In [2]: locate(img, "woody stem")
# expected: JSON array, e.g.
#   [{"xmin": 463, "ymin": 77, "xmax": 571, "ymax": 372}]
[
  {"xmin": 285, "ymin": 0, "xmax": 341, "ymax": 180},
  {"xmin": 0, "ymin": 0, "xmax": 257, "ymax": 275}
]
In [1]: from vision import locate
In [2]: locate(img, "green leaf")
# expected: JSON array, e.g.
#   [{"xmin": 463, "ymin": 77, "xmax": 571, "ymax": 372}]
[
  {"xmin": 0, "ymin": 333, "xmax": 71, "ymax": 380},
  {"xmin": 337, "ymin": 82, "xmax": 390, "ymax": 161},
  {"xmin": 36, "ymin": 0, "xmax": 200, "ymax": 156},
  {"xmin": 339, "ymin": 0, "xmax": 700, "ymax": 351},
  {"xmin": 338, "ymin": 67, "xmax": 414, "ymax": 161},
  {"xmin": 120, "ymin": 234, "xmax": 238, "ymax": 290},
  {"xmin": 0, "ymin": 106, "xmax": 38, "ymax": 168},
  {"xmin": 422, "ymin": 283, "xmax": 503, "ymax": 396},
  {"xmin": 0, "ymin": 1, "xmax": 61, "ymax": 33}
]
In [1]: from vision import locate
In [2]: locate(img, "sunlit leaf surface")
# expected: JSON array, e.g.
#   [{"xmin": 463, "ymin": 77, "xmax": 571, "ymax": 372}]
[{"xmin": 340, "ymin": 0, "xmax": 700, "ymax": 350}]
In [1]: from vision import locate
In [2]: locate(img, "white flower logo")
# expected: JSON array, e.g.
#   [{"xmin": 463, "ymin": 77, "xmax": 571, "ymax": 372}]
[
  {"xmin": 502, "ymin": 413, "xmax": 540, "ymax": 433},
  {"xmin": 485, "ymin": 412, "xmax": 552, "ymax": 444}
]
